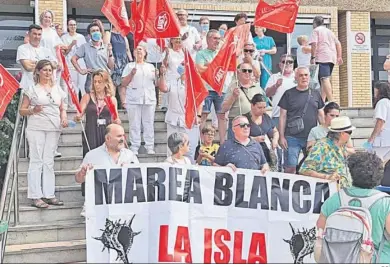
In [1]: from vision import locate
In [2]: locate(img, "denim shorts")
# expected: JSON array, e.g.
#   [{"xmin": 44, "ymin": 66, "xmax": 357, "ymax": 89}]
[
  {"xmin": 318, "ymin": 62, "xmax": 334, "ymax": 80},
  {"xmin": 203, "ymin": 91, "xmax": 225, "ymax": 114},
  {"xmin": 284, "ymin": 136, "xmax": 307, "ymax": 168}
]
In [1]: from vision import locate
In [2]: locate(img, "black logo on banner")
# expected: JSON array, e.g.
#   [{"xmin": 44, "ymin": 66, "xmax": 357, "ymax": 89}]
[
  {"xmin": 94, "ymin": 214, "xmax": 141, "ymax": 263},
  {"xmin": 283, "ymin": 223, "xmax": 316, "ymax": 264}
]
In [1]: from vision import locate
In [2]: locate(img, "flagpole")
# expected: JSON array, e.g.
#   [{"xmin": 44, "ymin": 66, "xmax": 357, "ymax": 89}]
[
  {"xmin": 281, "ymin": 33, "xmax": 292, "ymax": 77},
  {"xmin": 80, "ymin": 120, "xmax": 91, "ymax": 151},
  {"xmin": 233, "ymin": 37, "xmax": 242, "ymax": 115}
]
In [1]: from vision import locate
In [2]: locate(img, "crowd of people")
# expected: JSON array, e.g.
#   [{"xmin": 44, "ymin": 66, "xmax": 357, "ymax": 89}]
[{"xmin": 14, "ymin": 8, "xmax": 390, "ymax": 262}]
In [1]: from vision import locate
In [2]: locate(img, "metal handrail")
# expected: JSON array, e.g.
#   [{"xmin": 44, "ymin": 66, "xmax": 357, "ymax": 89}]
[{"xmin": 0, "ymin": 95, "xmax": 25, "ymax": 262}]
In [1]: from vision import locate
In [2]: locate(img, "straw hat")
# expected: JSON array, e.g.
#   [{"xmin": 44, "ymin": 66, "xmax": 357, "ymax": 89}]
[{"xmin": 328, "ymin": 116, "xmax": 356, "ymax": 132}]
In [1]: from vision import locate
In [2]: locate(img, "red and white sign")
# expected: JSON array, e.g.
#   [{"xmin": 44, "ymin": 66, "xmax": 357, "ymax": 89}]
[{"xmin": 351, "ymin": 31, "xmax": 370, "ymax": 54}]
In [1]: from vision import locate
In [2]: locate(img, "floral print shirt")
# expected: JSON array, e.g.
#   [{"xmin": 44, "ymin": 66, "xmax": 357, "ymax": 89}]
[{"xmin": 300, "ymin": 137, "xmax": 352, "ymax": 187}]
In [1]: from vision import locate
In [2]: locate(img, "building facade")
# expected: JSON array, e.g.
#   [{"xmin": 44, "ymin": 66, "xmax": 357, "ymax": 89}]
[{"xmin": 1, "ymin": 0, "xmax": 389, "ymax": 107}]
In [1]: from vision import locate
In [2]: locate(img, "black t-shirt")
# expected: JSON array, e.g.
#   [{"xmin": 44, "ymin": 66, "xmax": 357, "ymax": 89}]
[{"xmin": 278, "ymin": 87, "xmax": 324, "ymax": 139}]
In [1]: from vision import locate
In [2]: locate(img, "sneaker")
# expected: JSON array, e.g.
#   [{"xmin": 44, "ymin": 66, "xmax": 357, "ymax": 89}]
[
  {"xmin": 80, "ymin": 205, "xmax": 86, "ymax": 217},
  {"xmin": 54, "ymin": 151, "xmax": 62, "ymax": 158},
  {"xmin": 147, "ymin": 149, "xmax": 156, "ymax": 155}
]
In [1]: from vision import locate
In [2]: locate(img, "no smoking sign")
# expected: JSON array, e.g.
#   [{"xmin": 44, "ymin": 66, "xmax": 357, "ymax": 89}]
[
  {"xmin": 355, "ymin": 32, "xmax": 365, "ymax": 45},
  {"xmin": 351, "ymin": 31, "xmax": 370, "ymax": 53}
]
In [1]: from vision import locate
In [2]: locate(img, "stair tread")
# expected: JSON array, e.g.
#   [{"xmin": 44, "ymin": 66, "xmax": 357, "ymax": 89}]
[
  {"xmin": 17, "ymin": 184, "xmax": 80, "ymax": 192},
  {"xmin": 9, "ymin": 219, "xmax": 85, "ymax": 231},
  {"xmin": 5, "ymin": 239, "xmax": 86, "ymax": 253},
  {"xmin": 19, "ymin": 153, "xmax": 167, "ymax": 162},
  {"xmin": 12, "ymin": 201, "xmax": 83, "ymax": 212}
]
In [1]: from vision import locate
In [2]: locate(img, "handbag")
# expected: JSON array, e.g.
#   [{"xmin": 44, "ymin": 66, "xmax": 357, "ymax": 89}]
[{"xmin": 286, "ymin": 89, "xmax": 311, "ymax": 135}]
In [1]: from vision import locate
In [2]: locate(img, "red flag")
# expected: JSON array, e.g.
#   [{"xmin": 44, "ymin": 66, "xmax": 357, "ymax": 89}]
[
  {"xmin": 0, "ymin": 64, "xmax": 19, "ymax": 120},
  {"xmin": 129, "ymin": 0, "xmax": 145, "ymax": 47},
  {"xmin": 58, "ymin": 49, "xmax": 82, "ymax": 114},
  {"xmin": 201, "ymin": 43, "xmax": 236, "ymax": 95},
  {"xmin": 101, "ymin": 0, "xmax": 131, "ymax": 37},
  {"xmin": 138, "ymin": 0, "xmax": 180, "ymax": 39},
  {"xmin": 184, "ymin": 50, "xmax": 208, "ymax": 129},
  {"xmin": 223, "ymin": 23, "xmax": 251, "ymax": 57},
  {"xmin": 254, "ymin": 0, "xmax": 299, "ymax": 33},
  {"xmin": 104, "ymin": 96, "xmax": 118, "ymax": 121}
]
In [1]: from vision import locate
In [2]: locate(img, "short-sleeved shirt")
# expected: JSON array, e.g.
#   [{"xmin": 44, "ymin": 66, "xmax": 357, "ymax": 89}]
[
  {"xmin": 16, "ymin": 43, "xmax": 57, "ymax": 89},
  {"xmin": 75, "ymin": 41, "xmax": 110, "ymax": 91},
  {"xmin": 265, "ymin": 72, "xmax": 296, "ymax": 118},
  {"xmin": 180, "ymin": 25, "xmax": 201, "ymax": 59},
  {"xmin": 373, "ymin": 98, "xmax": 390, "ymax": 147},
  {"xmin": 225, "ymin": 83, "xmax": 264, "ymax": 119},
  {"xmin": 300, "ymin": 137, "xmax": 352, "ymax": 188},
  {"xmin": 195, "ymin": 143, "xmax": 220, "ymax": 166},
  {"xmin": 23, "ymin": 84, "xmax": 66, "ymax": 132},
  {"xmin": 307, "ymin": 125, "xmax": 329, "ymax": 142},
  {"xmin": 321, "ymin": 187, "xmax": 390, "ymax": 263},
  {"xmin": 40, "ymin": 27, "xmax": 63, "ymax": 54},
  {"xmin": 214, "ymin": 138, "xmax": 267, "ymax": 170},
  {"xmin": 82, "ymin": 144, "xmax": 139, "ymax": 168},
  {"xmin": 165, "ymin": 79, "xmax": 186, "ymax": 127},
  {"xmin": 278, "ymin": 87, "xmax": 325, "ymax": 139},
  {"xmin": 121, "ymin": 62, "xmax": 156, "ymax": 105},
  {"xmin": 309, "ymin": 25, "xmax": 340, "ymax": 64},
  {"xmin": 165, "ymin": 48, "xmax": 185, "ymax": 82},
  {"xmin": 253, "ymin": 35, "xmax": 276, "ymax": 70},
  {"xmin": 61, "ymin": 33, "xmax": 87, "ymax": 70},
  {"xmin": 195, "ymin": 49, "xmax": 217, "ymax": 91}
]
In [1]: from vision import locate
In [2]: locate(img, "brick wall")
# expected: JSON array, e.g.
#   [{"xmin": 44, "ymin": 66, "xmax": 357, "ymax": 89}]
[
  {"xmin": 37, "ymin": 0, "xmax": 64, "ymax": 25},
  {"xmin": 338, "ymin": 12, "xmax": 348, "ymax": 107}
]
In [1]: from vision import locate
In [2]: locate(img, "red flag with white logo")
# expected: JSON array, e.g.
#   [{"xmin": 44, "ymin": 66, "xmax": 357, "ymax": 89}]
[
  {"xmin": 254, "ymin": 0, "xmax": 299, "ymax": 33},
  {"xmin": 101, "ymin": 0, "xmax": 132, "ymax": 37},
  {"xmin": 201, "ymin": 43, "xmax": 236, "ymax": 95},
  {"xmin": 138, "ymin": 0, "xmax": 180, "ymax": 39},
  {"xmin": 184, "ymin": 50, "xmax": 209, "ymax": 129},
  {"xmin": 129, "ymin": 0, "xmax": 145, "ymax": 47},
  {"xmin": 0, "ymin": 64, "xmax": 19, "ymax": 120}
]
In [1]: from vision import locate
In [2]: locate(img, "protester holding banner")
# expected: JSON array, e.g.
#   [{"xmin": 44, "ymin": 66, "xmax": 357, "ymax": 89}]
[
  {"xmin": 244, "ymin": 94, "xmax": 279, "ymax": 168},
  {"xmin": 278, "ymin": 66, "xmax": 325, "ymax": 174},
  {"xmin": 214, "ymin": 115, "xmax": 269, "ymax": 172},
  {"xmin": 221, "ymin": 63, "xmax": 264, "ymax": 140},
  {"xmin": 307, "ymin": 101, "xmax": 355, "ymax": 154},
  {"xmin": 158, "ymin": 62, "xmax": 201, "ymax": 161},
  {"xmin": 165, "ymin": 132, "xmax": 192, "ymax": 164},
  {"xmin": 315, "ymin": 152, "xmax": 390, "ymax": 263},
  {"xmin": 253, "ymin": 26, "xmax": 277, "ymax": 89},
  {"xmin": 19, "ymin": 59, "xmax": 68, "ymax": 208},
  {"xmin": 300, "ymin": 116, "xmax": 354, "ymax": 187},
  {"xmin": 367, "ymin": 81, "xmax": 390, "ymax": 163},
  {"xmin": 120, "ymin": 45, "xmax": 158, "ymax": 155}
]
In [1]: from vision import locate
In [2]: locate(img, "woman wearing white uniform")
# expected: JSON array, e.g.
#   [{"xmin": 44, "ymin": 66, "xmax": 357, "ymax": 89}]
[
  {"xmin": 19, "ymin": 60, "xmax": 68, "ymax": 208},
  {"xmin": 368, "ymin": 82, "xmax": 390, "ymax": 163},
  {"xmin": 158, "ymin": 64, "xmax": 201, "ymax": 161},
  {"xmin": 120, "ymin": 45, "xmax": 158, "ymax": 155}
]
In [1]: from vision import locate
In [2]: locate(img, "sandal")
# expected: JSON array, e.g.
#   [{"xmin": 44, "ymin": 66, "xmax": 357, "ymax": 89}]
[
  {"xmin": 42, "ymin": 198, "xmax": 64, "ymax": 206},
  {"xmin": 32, "ymin": 199, "xmax": 49, "ymax": 209}
]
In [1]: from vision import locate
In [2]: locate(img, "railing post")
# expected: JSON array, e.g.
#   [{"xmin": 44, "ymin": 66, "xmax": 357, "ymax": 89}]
[{"xmin": 13, "ymin": 157, "xmax": 19, "ymax": 226}]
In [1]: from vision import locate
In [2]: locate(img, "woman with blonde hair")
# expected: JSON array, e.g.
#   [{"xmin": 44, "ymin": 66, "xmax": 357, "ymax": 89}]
[{"xmin": 19, "ymin": 59, "xmax": 68, "ymax": 208}]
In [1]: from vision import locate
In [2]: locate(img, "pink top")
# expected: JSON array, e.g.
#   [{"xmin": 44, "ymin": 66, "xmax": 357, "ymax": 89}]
[{"xmin": 309, "ymin": 25, "xmax": 340, "ymax": 64}]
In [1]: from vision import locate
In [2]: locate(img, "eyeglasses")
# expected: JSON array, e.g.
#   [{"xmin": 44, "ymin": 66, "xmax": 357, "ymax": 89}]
[
  {"xmin": 234, "ymin": 122, "xmax": 251, "ymax": 128},
  {"xmin": 243, "ymin": 49, "xmax": 254, "ymax": 53},
  {"xmin": 47, "ymin": 92, "xmax": 55, "ymax": 104},
  {"xmin": 241, "ymin": 69, "xmax": 253, "ymax": 73},
  {"xmin": 344, "ymin": 130, "xmax": 353, "ymax": 135},
  {"xmin": 281, "ymin": 60, "xmax": 294, "ymax": 65}
]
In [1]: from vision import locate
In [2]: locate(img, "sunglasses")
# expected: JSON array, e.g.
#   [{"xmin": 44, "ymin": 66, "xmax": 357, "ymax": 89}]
[
  {"xmin": 281, "ymin": 60, "xmax": 294, "ymax": 65},
  {"xmin": 243, "ymin": 49, "xmax": 254, "ymax": 53},
  {"xmin": 241, "ymin": 69, "xmax": 253, "ymax": 73},
  {"xmin": 234, "ymin": 123, "xmax": 251, "ymax": 128}
]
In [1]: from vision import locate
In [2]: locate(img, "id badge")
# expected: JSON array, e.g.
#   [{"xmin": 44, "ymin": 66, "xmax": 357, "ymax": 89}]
[{"xmin": 97, "ymin": 119, "xmax": 106, "ymax": 126}]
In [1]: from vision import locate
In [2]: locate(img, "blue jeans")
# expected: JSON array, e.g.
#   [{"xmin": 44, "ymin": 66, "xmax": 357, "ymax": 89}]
[
  {"xmin": 203, "ymin": 91, "xmax": 225, "ymax": 114},
  {"xmin": 284, "ymin": 136, "xmax": 307, "ymax": 168}
]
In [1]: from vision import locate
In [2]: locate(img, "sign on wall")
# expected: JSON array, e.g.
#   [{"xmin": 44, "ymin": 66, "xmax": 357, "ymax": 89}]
[
  {"xmin": 350, "ymin": 31, "xmax": 371, "ymax": 53},
  {"xmin": 85, "ymin": 164, "xmax": 337, "ymax": 264}
]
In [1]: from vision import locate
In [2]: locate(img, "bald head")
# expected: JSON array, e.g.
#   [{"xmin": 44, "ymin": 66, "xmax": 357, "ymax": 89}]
[
  {"xmin": 105, "ymin": 124, "xmax": 124, "ymax": 137},
  {"xmin": 105, "ymin": 124, "xmax": 126, "ymax": 152}
]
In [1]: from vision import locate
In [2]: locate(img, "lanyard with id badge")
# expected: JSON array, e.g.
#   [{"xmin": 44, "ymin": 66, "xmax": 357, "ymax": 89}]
[{"xmin": 96, "ymin": 101, "xmax": 106, "ymax": 127}]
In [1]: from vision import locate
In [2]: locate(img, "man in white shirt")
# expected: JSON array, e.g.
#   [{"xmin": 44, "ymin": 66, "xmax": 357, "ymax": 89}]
[
  {"xmin": 75, "ymin": 124, "xmax": 139, "ymax": 216},
  {"xmin": 176, "ymin": 9, "xmax": 202, "ymax": 59},
  {"xmin": 61, "ymin": 19, "xmax": 87, "ymax": 101},
  {"xmin": 16, "ymin": 24, "xmax": 57, "ymax": 90}
]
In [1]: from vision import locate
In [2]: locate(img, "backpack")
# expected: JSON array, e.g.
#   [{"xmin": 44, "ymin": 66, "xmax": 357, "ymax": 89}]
[{"xmin": 314, "ymin": 188, "xmax": 389, "ymax": 263}]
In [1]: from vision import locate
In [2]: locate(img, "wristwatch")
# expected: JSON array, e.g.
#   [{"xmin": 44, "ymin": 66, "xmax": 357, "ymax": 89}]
[{"xmin": 311, "ymin": 56, "xmax": 316, "ymax": 60}]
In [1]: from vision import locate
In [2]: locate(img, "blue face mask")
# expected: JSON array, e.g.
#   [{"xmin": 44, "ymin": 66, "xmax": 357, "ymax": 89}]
[
  {"xmin": 177, "ymin": 64, "xmax": 185, "ymax": 76},
  {"xmin": 91, "ymin": 31, "xmax": 102, "ymax": 42},
  {"xmin": 201, "ymin": 24, "xmax": 210, "ymax": 33},
  {"xmin": 219, "ymin": 29, "xmax": 226, "ymax": 37}
]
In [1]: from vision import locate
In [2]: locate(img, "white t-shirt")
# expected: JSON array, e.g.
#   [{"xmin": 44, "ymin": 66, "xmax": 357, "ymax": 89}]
[
  {"xmin": 16, "ymin": 43, "xmax": 57, "ymax": 89},
  {"xmin": 166, "ymin": 48, "xmax": 185, "ymax": 81},
  {"xmin": 297, "ymin": 45, "xmax": 311, "ymax": 67},
  {"xmin": 373, "ymin": 98, "xmax": 390, "ymax": 147},
  {"xmin": 122, "ymin": 62, "xmax": 156, "ymax": 105},
  {"xmin": 180, "ymin": 25, "xmax": 201, "ymax": 59},
  {"xmin": 265, "ymin": 72, "xmax": 296, "ymax": 118},
  {"xmin": 61, "ymin": 33, "xmax": 87, "ymax": 70},
  {"xmin": 41, "ymin": 27, "xmax": 63, "ymax": 54},
  {"xmin": 145, "ymin": 38, "xmax": 165, "ymax": 63}
]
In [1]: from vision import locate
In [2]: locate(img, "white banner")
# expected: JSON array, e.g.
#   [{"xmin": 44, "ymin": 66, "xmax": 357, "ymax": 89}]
[{"xmin": 85, "ymin": 163, "xmax": 337, "ymax": 264}]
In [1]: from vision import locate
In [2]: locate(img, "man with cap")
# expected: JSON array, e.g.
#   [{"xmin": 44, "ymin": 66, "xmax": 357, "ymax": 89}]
[{"xmin": 300, "ymin": 116, "xmax": 356, "ymax": 188}]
